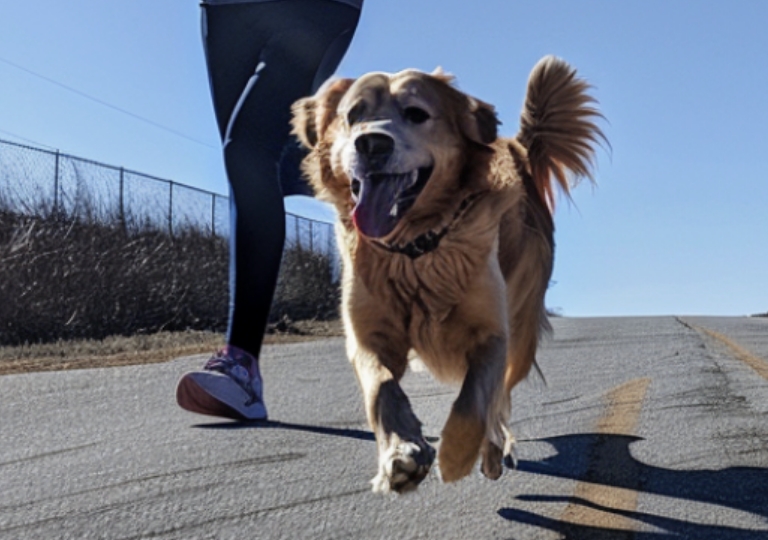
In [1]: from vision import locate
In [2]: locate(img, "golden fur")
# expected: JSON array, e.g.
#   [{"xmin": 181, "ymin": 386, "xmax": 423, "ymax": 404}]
[{"xmin": 291, "ymin": 56, "xmax": 604, "ymax": 493}]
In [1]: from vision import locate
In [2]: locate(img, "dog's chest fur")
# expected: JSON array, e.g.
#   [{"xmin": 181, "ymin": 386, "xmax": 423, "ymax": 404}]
[{"xmin": 340, "ymin": 188, "xmax": 521, "ymax": 380}]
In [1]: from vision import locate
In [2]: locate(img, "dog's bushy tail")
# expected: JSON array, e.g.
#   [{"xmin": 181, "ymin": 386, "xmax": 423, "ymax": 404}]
[{"xmin": 517, "ymin": 56, "xmax": 606, "ymax": 211}]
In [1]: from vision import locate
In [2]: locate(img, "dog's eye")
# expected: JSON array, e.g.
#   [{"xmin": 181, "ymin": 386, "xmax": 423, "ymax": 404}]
[
  {"xmin": 403, "ymin": 106, "xmax": 430, "ymax": 124},
  {"xmin": 347, "ymin": 102, "xmax": 365, "ymax": 126}
]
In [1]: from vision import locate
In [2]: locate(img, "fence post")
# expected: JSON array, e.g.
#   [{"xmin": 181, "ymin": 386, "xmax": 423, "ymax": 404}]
[
  {"xmin": 168, "ymin": 181, "xmax": 174, "ymax": 236},
  {"xmin": 294, "ymin": 215, "xmax": 300, "ymax": 250},
  {"xmin": 119, "ymin": 167, "xmax": 125, "ymax": 231},
  {"xmin": 211, "ymin": 193, "xmax": 216, "ymax": 236},
  {"xmin": 53, "ymin": 150, "xmax": 60, "ymax": 216}
]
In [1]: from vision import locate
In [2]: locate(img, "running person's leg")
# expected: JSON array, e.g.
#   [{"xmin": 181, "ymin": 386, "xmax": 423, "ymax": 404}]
[{"xmin": 177, "ymin": 0, "xmax": 362, "ymax": 420}]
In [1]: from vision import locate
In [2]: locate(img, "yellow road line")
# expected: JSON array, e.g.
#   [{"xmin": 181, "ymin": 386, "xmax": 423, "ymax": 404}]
[
  {"xmin": 695, "ymin": 326, "xmax": 768, "ymax": 381},
  {"xmin": 560, "ymin": 377, "xmax": 651, "ymax": 531}
]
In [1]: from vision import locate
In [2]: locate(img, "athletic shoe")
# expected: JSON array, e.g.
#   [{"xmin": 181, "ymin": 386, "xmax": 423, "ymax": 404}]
[{"xmin": 176, "ymin": 345, "xmax": 267, "ymax": 421}]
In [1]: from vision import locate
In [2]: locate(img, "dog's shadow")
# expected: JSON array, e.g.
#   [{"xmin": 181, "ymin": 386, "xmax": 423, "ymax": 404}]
[
  {"xmin": 193, "ymin": 422, "xmax": 767, "ymax": 536},
  {"xmin": 500, "ymin": 433, "xmax": 768, "ymax": 539}
]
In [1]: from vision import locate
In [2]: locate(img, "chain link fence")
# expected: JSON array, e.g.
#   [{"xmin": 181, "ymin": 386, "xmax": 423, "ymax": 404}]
[
  {"xmin": 0, "ymin": 137, "xmax": 340, "ymax": 345},
  {"xmin": 0, "ymin": 137, "xmax": 337, "ymax": 257}
]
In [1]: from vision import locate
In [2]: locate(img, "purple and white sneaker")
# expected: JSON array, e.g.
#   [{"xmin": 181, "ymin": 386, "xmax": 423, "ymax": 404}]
[{"xmin": 176, "ymin": 345, "xmax": 267, "ymax": 421}]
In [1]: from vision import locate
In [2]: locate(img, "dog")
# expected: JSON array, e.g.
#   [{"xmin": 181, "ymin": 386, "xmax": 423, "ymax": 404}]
[{"xmin": 291, "ymin": 56, "xmax": 604, "ymax": 493}]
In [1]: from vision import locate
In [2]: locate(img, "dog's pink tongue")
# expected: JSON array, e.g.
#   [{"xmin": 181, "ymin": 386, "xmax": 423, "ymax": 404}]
[{"xmin": 352, "ymin": 177, "xmax": 400, "ymax": 239}]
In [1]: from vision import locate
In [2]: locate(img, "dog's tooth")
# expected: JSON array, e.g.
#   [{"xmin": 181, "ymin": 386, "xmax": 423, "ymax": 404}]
[{"xmin": 410, "ymin": 169, "xmax": 419, "ymax": 186}]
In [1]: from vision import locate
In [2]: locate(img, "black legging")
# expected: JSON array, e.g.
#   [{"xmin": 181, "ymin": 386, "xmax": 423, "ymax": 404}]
[{"xmin": 201, "ymin": 0, "xmax": 362, "ymax": 356}]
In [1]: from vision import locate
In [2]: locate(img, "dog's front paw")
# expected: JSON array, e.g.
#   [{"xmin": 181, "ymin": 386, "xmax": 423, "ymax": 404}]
[
  {"xmin": 481, "ymin": 428, "xmax": 517, "ymax": 479},
  {"xmin": 371, "ymin": 438, "xmax": 436, "ymax": 494},
  {"xmin": 480, "ymin": 440, "xmax": 504, "ymax": 480}
]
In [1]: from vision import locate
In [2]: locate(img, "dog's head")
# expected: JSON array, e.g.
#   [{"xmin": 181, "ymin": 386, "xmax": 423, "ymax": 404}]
[{"xmin": 292, "ymin": 69, "xmax": 498, "ymax": 241}]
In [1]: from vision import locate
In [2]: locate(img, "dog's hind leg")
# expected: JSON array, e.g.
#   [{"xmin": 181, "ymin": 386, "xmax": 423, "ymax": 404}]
[
  {"xmin": 352, "ymin": 347, "xmax": 436, "ymax": 494},
  {"xmin": 486, "ymin": 277, "xmax": 551, "ymax": 475},
  {"xmin": 478, "ymin": 317, "xmax": 541, "ymax": 478},
  {"xmin": 439, "ymin": 335, "xmax": 507, "ymax": 482}
]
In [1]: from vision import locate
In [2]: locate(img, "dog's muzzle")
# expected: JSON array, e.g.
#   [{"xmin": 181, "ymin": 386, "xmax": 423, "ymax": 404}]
[{"xmin": 351, "ymin": 132, "xmax": 433, "ymax": 239}]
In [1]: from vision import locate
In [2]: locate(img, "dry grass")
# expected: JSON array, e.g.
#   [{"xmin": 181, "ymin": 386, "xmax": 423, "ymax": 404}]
[
  {"xmin": 0, "ymin": 206, "xmax": 340, "ymax": 347},
  {"xmin": 0, "ymin": 206, "xmax": 343, "ymax": 376},
  {"xmin": 0, "ymin": 330, "xmax": 224, "ymax": 376},
  {"xmin": 0, "ymin": 318, "xmax": 343, "ymax": 376},
  {"xmin": 1, "ymin": 142, "xmax": 343, "ymax": 375},
  {"xmin": 0, "ymin": 209, "xmax": 229, "ymax": 345}
]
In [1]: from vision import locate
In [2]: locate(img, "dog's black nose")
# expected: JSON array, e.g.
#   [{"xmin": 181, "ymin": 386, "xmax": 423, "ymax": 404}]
[{"xmin": 354, "ymin": 133, "xmax": 394, "ymax": 170}]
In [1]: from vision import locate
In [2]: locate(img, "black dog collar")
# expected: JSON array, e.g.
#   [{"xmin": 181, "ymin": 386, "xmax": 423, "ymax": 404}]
[{"xmin": 373, "ymin": 191, "xmax": 488, "ymax": 260}]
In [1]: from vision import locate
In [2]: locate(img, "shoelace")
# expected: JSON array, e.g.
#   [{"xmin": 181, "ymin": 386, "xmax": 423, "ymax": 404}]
[{"xmin": 204, "ymin": 350, "xmax": 262, "ymax": 406}]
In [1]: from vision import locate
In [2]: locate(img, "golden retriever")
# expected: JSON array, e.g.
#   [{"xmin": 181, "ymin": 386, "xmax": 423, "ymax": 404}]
[{"xmin": 291, "ymin": 56, "xmax": 604, "ymax": 493}]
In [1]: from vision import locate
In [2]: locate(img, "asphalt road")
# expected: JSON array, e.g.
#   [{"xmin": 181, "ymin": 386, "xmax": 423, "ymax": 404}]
[{"xmin": 2, "ymin": 316, "xmax": 768, "ymax": 539}]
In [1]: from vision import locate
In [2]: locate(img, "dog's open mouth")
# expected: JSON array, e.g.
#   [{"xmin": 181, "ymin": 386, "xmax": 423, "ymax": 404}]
[{"xmin": 351, "ymin": 166, "xmax": 433, "ymax": 238}]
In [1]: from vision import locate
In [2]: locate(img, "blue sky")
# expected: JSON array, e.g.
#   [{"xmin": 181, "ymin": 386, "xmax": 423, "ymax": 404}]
[{"xmin": 2, "ymin": 1, "xmax": 766, "ymax": 317}]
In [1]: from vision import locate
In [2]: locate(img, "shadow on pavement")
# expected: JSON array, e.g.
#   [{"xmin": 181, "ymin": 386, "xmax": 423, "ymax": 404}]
[
  {"xmin": 193, "ymin": 419, "xmax": 376, "ymax": 441},
  {"xmin": 498, "ymin": 433, "xmax": 768, "ymax": 539},
  {"xmin": 193, "ymin": 419, "xmax": 441, "ymax": 443}
]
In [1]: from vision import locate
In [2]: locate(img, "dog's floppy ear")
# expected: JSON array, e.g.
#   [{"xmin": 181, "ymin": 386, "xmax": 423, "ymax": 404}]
[
  {"xmin": 291, "ymin": 97, "xmax": 318, "ymax": 148},
  {"xmin": 428, "ymin": 68, "xmax": 498, "ymax": 145},
  {"xmin": 460, "ymin": 97, "xmax": 499, "ymax": 146},
  {"xmin": 292, "ymin": 78, "xmax": 355, "ymax": 149}
]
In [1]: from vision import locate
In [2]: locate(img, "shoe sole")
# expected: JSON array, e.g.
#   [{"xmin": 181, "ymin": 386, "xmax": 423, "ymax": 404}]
[{"xmin": 176, "ymin": 372, "xmax": 267, "ymax": 421}]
